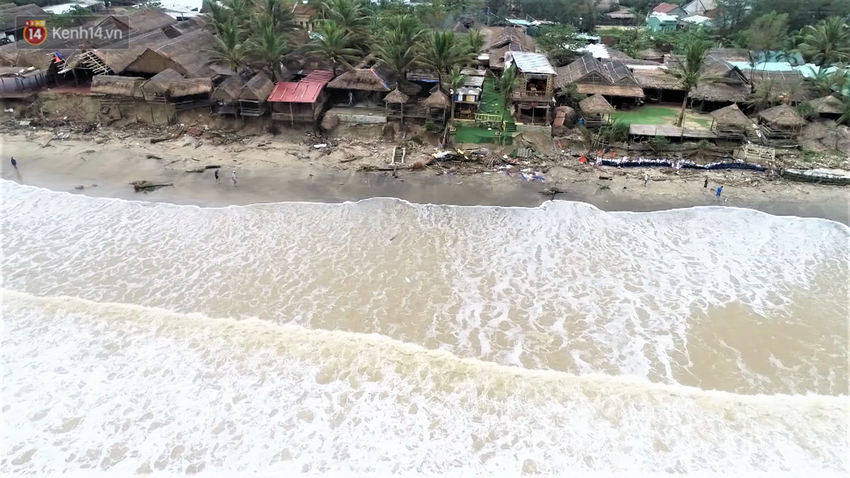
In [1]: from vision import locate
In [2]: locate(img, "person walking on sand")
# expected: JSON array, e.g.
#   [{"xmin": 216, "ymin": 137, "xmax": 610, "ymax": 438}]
[
  {"xmin": 10, "ymin": 157, "xmax": 17, "ymax": 170},
  {"xmin": 715, "ymin": 185, "xmax": 723, "ymax": 199},
  {"xmin": 703, "ymin": 177, "xmax": 708, "ymax": 188},
  {"xmin": 644, "ymin": 173, "xmax": 649, "ymax": 187},
  {"xmin": 231, "ymin": 170, "xmax": 237, "ymax": 187},
  {"xmin": 214, "ymin": 169, "xmax": 220, "ymax": 184}
]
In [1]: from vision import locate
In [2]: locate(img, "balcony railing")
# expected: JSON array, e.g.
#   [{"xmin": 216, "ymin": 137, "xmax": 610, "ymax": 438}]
[{"xmin": 512, "ymin": 89, "xmax": 551, "ymax": 100}]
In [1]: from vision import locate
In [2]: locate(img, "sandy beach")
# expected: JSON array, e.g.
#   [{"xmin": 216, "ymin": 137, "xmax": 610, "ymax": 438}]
[{"xmin": 1, "ymin": 127, "xmax": 848, "ymax": 224}]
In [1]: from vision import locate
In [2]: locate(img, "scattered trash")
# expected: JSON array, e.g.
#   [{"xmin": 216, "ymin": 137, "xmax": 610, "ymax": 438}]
[
  {"xmin": 313, "ymin": 143, "xmax": 328, "ymax": 149},
  {"xmin": 4, "ymin": 108, "xmax": 13, "ymax": 113},
  {"xmin": 18, "ymin": 120, "xmax": 30, "ymax": 126}
]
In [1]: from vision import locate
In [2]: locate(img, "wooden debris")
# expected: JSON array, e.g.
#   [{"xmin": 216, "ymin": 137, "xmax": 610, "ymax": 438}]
[{"xmin": 130, "ymin": 180, "xmax": 173, "ymax": 192}]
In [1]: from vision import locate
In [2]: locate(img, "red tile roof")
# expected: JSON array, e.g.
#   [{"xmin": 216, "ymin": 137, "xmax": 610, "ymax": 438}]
[
  {"xmin": 652, "ymin": 3, "xmax": 680, "ymax": 13},
  {"xmin": 267, "ymin": 70, "xmax": 333, "ymax": 103}
]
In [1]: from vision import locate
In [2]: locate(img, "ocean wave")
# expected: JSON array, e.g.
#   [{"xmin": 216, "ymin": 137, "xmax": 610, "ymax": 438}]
[
  {"xmin": 2, "ymin": 178, "xmax": 849, "ymax": 230},
  {"xmin": 2, "ymin": 289, "xmax": 848, "ymax": 475},
  {"xmin": 2, "ymin": 179, "xmax": 848, "ymax": 396}
]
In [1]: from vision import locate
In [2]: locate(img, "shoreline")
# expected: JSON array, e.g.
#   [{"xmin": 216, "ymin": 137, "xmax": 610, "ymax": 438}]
[{"xmin": 1, "ymin": 129, "xmax": 848, "ymax": 224}]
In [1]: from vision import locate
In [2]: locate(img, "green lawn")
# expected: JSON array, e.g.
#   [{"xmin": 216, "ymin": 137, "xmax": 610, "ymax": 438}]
[
  {"xmin": 612, "ymin": 105, "xmax": 714, "ymax": 129},
  {"xmin": 611, "ymin": 106, "xmax": 678, "ymax": 125},
  {"xmin": 478, "ymin": 79, "xmax": 515, "ymax": 126}
]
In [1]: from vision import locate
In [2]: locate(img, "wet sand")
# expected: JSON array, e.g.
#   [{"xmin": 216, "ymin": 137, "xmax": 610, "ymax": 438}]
[{"xmin": 1, "ymin": 132, "xmax": 848, "ymax": 224}]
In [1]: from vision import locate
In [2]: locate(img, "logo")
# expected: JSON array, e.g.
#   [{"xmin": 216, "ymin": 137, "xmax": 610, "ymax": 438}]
[{"xmin": 23, "ymin": 19, "xmax": 47, "ymax": 46}]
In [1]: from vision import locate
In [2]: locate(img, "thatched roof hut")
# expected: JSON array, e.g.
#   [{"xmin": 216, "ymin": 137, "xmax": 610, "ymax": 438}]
[
  {"xmin": 579, "ymin": 94, "xmax": 614, "ymax": 115},
  {"xmin": 422, "ymin": 90, "xmax": 449, "ymax": 109},
  {"xmin": 710, "ymin": 103, "xmax": 753, "ymax": 129},
  {"xmin": 632, "ymin": 69, "xmax": 685, "ymax": 91},
  {"xmin": 211, "ymin": 74, "xmax": 246, "ymax": 102},
  {"xmin": 758, "ymin": 104, "xmax": 805, "ymax": 128},
  {"xmin": 384, "ymin": 89, "xmax": 409, "ymax": 104},
  {"xmin": 808, "ymin": 96, "xmax": 844, "ymax": 116},
  {"xmin": 239, "ymin": 73, "xmax": 274, "ymax": 101},
  {"xmin": 169, "ymin": 78, "xmax": 213, "ymax": 98},
  {"xmin": 91, "ymin": 75, "xmax": 146, "ymax": 97},
  {"xmin": 124, "ymin": 8, "xmax": 177, "ymax": 34},
  {"xmin": 327, "ymin": 68, "xmax": 392, "ymax": 92},
  {"xmin": 143, "ymin": 68, "xmax": 184, "ymax": 95},
  {"xmin": 0, "ymin": 4, "xmax": 46, "ymax": 32}
]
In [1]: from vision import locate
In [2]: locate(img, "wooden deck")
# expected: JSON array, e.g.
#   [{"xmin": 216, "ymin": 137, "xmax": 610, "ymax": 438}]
[{"xmin": 629, "ymin": 124, "xmax": 717, "ymax": 139}]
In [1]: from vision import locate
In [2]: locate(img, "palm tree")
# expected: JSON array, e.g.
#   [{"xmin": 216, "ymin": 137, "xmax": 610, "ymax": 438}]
[
  {"xmin": 255, "ymin": 0, "xmax": 294, "ymax": 32},
  {"xmin": 497, "ymin": 64, "xmax": 519, "ymax": 124},
  {"xmin": 205, "ymin": 19, "xmax": 248, "ymax": 72},
  {"xmin": 248, "ymin": 23, "xmax": 289, "ymax": 78},
  {"xmin": 746, "ymin": 79, "xmax": 778, "ymax": 112},
  {"xmin": 373, "ymin": 15, "xmax": 422, "ymax": 78},
  {"xmin": 421, "ymin": 30, "xmax": 470, "ymax": 89},
  {"xmin": 373, "ymin": 30, "xmax": 420, "ymax": 78},
  {"xmin": 799, "ymin": 16, "xmax": 850, "ymax": 67},
  {"xmin": 446, "ymin": 67, "xmax": 465, "ymax": 124},
  {"xmin": 319, "ymin": 0, "xmax": 368, "ymax": 37},
  {"xmin": 305, "ymin": 20, "xmax": 361, "ymax": 75},
  {"xmin": 669, "ymin": 39, "xmax": 713, "ymax": 127},
  {"xmin": 466, "ymin": 28, "xmax": 484, "ymax": 55}
]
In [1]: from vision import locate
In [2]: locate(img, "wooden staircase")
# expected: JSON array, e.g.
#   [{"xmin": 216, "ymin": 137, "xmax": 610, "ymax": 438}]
[{"xmin": 390, "ymin": 146, "xmax": 406, "ymax": 165}]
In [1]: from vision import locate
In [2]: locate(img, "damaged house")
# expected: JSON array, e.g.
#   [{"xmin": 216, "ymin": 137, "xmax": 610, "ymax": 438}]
[{"xmin": 556, "ymin": 53, "xmax": 644, "ymax": 107}]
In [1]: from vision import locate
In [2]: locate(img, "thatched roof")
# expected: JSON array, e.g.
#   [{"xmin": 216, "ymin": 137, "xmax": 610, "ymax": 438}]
[
  {"xmin": 397, "ymin": 80, "xmax": 421, "ymax": 96},
  {"xmin": 147, "ymin": 30, "xmax": 229, "ymax": 78},
  {"xmin": 557, "ymin": 54, "xmax": 644, "ymax": 98},
  {"xmin": 211, "ymin": 74, "xmax": 246, "ymax": 102},
  {"xmin": 632, "ymin": 68, "xmax": 685, "ymax": 90},
  {"xmin": 143, "ymin": 68, "xmax": 184, "ymax": 95},
  {"xmin": 747, "ymin": 69, "xmax": 814, "ymax": 103},
  {"xmin": 91, "ymin": 75, "xmax": 146, "ymax": 97},
  {"xmin": 123, "ymin": 8, "xmax": 176, "ymax": 35},
  {"xmin": 327, "ymin": 67, "xmax": 392, "ymax": 92},
  {"xmin": 384, "ymin": 88, "xmax": 409, "ymax": 104},
  {"xmin": 690, "ymin": 82, "xmax": 750, "ymax": 103},
  {"xmin": 0, "ymin": 4, "xmax": 46, "ymax": 31},
  {"xmin": 807, "ymin": 95, "xmax": 844, "ymax": 115},
  {"xmin": 759, "ymin": 104, "xmax": 805, "ymax": 127},
  {"xmin": 710, "ymin": 103, "xmax": 753, "ymax": 129},
  {"xmin": 239, "ymin": 73, "xmax": 274, "ymax": 101},
  {"xmin": 422, "ymin": 89, "xmax": 449, "ymax": 109},
  {"xmin": 579, "ymin": 94, "xmax": 614, "ymax": 115},
  {"xmin": 169, "ymin": 78, "xmax": 213, "ymax": 97}
]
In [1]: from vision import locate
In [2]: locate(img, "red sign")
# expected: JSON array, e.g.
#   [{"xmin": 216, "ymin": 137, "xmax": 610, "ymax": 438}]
[{"xmin": 24, "ymin": 20, "xmax": 46, "ymax": 46}]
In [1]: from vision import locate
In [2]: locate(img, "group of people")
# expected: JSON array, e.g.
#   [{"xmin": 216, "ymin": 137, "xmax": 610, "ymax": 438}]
[{"xmin": 213, "ymin": 168, "xmax": 238, "ymax": 187}]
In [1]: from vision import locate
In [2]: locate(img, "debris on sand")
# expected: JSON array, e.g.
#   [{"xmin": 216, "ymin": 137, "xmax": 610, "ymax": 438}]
[{"xmin": 130, "ymin": 180, "xmax": 173, "ymax": 192}]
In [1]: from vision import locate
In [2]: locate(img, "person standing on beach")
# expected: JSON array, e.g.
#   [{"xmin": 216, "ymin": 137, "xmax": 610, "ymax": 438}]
[
  {"xmin": 231, "ymin": 170, "xmax": 237, "ymax": 187},
  {"xmin": 214, "ymin": 169, "xmax": 220, "ymax": 184},
  {"xmin": 644, "ymin": 173, "xmax": 649, "ymax": 187},
  {"xmin": 715, "ymin": 185, "xmax": 723, "ymax": 199},
  {"xmin": 703, "ymin": 177, "xmax": 708, "ymax": 188},
  {"xmin": 10, "ymin": 157, "xmax": 17, "ymax": 170}
]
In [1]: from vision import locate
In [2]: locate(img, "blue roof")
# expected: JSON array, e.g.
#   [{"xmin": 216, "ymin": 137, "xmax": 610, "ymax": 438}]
[{"xmin": 728, "ymin": 61, "xmax": 795, "ymax": 72}]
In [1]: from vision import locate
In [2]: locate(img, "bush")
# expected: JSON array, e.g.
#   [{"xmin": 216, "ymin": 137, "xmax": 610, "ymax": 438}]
[
  {"xmin": 601, "ymin": 120, "xmax": 629, "ymax": 143},
  {"xmin": 648, "ymin": 136, "xmax": 670, "ymax": 152},
  {"xmin": 796, "ymin": 101, "xmax": 817, "ymax": 120}
]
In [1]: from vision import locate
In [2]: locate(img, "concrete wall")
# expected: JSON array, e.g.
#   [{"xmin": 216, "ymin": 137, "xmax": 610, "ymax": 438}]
[{"xmin": 335, "ymin": 111, "xmax": 387, "ymax": 124}]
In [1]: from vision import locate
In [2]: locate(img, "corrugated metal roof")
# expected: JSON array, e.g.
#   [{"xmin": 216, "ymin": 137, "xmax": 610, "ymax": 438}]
[
  {"xmin": 681, "ymin": 15, "xmax": 711, "ymax": 24},
  {"xmin": 267, "ymin": 70, "xmax": 333, "ymax": 103},
  {"xmin": 507, "ymin": 52, "xmax": 556, "ymax": 75}
]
